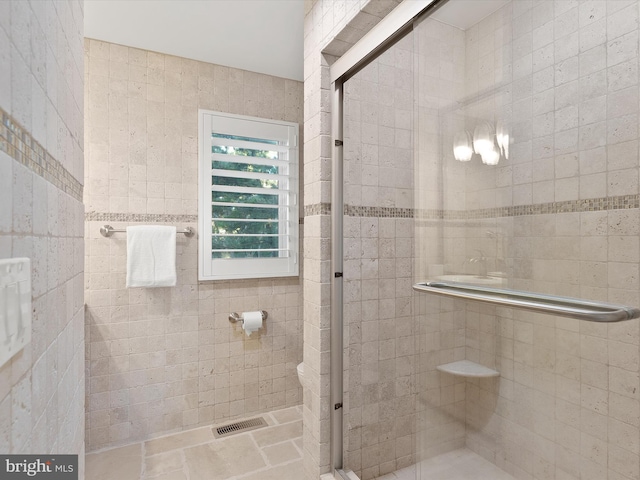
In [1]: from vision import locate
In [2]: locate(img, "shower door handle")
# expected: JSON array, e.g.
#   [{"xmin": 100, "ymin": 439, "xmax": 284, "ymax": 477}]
[{"xmin": 413, "ymin": 281, "xmax": 640, "ymax": 322}]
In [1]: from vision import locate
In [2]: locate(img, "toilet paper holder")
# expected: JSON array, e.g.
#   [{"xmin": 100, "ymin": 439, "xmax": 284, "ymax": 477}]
[{"xmin": 228, "ymin": 311, "xmax": 268, "ymax": 324}]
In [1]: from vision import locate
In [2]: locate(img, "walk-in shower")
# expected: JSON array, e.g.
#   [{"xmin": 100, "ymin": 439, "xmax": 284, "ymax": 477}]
[{"xmin": 331, "ymin": 0, "xmax": 640, "ymax": 479}]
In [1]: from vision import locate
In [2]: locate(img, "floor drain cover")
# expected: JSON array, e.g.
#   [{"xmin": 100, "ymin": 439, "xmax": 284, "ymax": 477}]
[{"xmin": 213, "ymin": 417, "xmax": 268, "ymax": 438}]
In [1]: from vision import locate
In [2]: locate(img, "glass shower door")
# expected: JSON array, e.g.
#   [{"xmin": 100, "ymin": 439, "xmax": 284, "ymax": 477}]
[
  {"xmin": 414, "ymin": 1, "xmax": 640, "ymax": 479},
  {"xmin": 341, "ymin": 30, "xmax": 419, "ymax": 479}
]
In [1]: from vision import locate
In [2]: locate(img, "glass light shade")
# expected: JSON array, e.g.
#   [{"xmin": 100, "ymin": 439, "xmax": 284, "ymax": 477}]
[
  {"xmin": 473, "ymin": 121, "xmax": 494, "ymax": 155},
  {"xmin": 481, "ymin": 146, "xmax": 500, "ymax": 166},
  {"xmin": 453, "ymin": 131, "xmax": 473, "ymax": 161},
  {"xmin": 496, "ymin": 121, "xmax": 509, "ymax": 159}
]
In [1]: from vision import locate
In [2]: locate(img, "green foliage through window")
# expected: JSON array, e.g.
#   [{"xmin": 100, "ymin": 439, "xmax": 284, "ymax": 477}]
[{"xmin": 211, "ymin": 133, "xmax": 286, "ymax": 259}]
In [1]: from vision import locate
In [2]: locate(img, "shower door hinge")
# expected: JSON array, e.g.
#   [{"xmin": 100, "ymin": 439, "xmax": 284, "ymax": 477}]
[
  {"xmin": 335, "ymin": 140, "xmax": 343, "ymax": 147},
  {"xmin": 334, "ymin": 272, "xmax": 343, "ymax": 278},
  {"xmin": 334, "ymin": 403, "xmax": 342, "ymax": 410}
]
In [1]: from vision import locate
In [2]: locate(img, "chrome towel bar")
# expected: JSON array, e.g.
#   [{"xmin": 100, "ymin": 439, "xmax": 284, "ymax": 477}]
[
  {"xmin": 100, "ymin": 225, "xmax": 195, "ymax": 237},
  {"xmin": 413, "ymin": 281, "xmax": 640, "ymax": 322}
]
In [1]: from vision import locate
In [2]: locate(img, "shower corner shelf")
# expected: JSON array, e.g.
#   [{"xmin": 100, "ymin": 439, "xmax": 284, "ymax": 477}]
[{"xmin": 436, "ymin": 360, "xmax": 499, "ymax": 378}]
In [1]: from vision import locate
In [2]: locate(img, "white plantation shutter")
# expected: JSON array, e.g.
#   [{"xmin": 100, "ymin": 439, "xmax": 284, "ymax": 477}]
[{"xmin": 198, "ymin": 110, "xmax": 299, "ymax": 280}]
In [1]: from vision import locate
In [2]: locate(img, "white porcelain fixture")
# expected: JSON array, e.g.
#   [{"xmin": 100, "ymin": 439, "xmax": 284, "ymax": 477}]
[{"xmin": 297, "ymin": 362, "xmax": 308, "ymax": 388}]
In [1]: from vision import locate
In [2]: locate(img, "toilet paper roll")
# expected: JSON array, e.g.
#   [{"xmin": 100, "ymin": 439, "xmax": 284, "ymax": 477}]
[{"xmin": 242, "ymin": 311, "xmax": 263, "ymax": 337}]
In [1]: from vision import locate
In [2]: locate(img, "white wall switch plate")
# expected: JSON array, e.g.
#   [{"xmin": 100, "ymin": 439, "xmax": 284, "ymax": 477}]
[{"xmin": 0, "ymin": 258, "xmax": 32, "ymax": 368}]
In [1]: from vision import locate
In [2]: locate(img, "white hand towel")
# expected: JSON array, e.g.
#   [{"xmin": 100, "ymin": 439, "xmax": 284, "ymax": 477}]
[{"xmin": 126, "ymin": 226, "xmax": 177, "ymax": 288}]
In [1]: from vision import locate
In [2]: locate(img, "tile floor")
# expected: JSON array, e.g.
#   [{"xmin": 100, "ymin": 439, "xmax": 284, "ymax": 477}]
[
  {"xmin": 86, "ymin": 406, "xmax": 304, "ymax": 480},
  {"xmin": 375, "ymin": 448, "xmax": 515, "ymax": 480}
]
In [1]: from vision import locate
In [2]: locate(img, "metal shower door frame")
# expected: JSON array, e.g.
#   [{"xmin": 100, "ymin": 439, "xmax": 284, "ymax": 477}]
[{"xmin": 328, "ymin": 0, "xmax": 440, "ymax": 474}]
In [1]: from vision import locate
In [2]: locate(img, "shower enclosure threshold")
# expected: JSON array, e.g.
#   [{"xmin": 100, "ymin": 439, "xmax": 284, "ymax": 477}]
[
  {"xmin": 413, "ymin": 448, "xmax": 516, "ymax": 480},
  {"xmin": 343, "ymin": 449, "xmax": 516, "ymax": 479},
  {"xmin": 321, "ymin": 469, "xmax": 359, "ymax": 480}
]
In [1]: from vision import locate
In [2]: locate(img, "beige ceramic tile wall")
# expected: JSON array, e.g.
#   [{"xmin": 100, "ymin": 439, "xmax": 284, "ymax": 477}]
[
  {"xmin": 342, "ymin": 37, "xmax": 417, "ymax": 480},
  {"xmin": 464, "ymin": 213, "xmax": 640, "ymax": 480},
  {"xmin": 0, "ymin": 0, "xmax": 86, "ymax": 474},
  {"xmin": 428, "ymin": 1, "xmax": 640, "ymax": 479},
  {"xmin": 302, "ymin": 0, "xmax": 403, "ymax": 477},
  {"xmin": 84, "ymin": 39, "xmax": 304, "ymax": 451}
]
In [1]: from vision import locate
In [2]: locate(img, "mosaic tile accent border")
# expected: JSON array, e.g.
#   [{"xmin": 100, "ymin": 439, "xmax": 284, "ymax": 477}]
[
  {"xmin": 461, "ymin": 194, "xmax": 640, "ymax": 219},
  {"xmin": 85, "ymin": 193, "xmax": 639, "ymax": 232},
  {"xmin": 304, "ymin": 203, "xmax": 332, "ymax": 216},
  {"xmin": 304, "ymin": 204, "xmax": 417, "ymax": 218},
  {"xmin": 415, "ymin": 209, "xmax": 445, "ymax": 219},
  {"xmin": 345, "ymin": 205, "xmax": 415, "ymax": 218},
  {"xmin": 87, "ymin": 212, "xmax": 306, "ymax": 225},
  {"xmin": 311, "ymin": 194, "xmax": 640, "ymax": 221},
  {"xmin": 0, "ymin": 107, "xmax": 83, "ymax": 202},
  {"xmin": 90, "ymin": 197, "xmax": 639, "ymax": 225},
  {"xmin": 85, "ymin": 212, "xmax": 198, "ymax": 223}
]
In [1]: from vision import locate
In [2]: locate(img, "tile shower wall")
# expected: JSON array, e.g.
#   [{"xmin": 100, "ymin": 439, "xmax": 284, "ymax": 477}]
[
  {"xmin": 84, "ymin": 39, "xmax": 304, "ymax": 451},
  {"xmin": 302, "ymin": 1, "xmax": 403, "ymax": 477},
  {"xmin": 342, "ymin": 37, "xmax": 417, "ymax": 480},
  {"xmin": 0, "ymin": 0, "xmax": 85, "ymax": 473},
  {"xmin": 421, "ymin": 1, "xmax": 640, "ymax": 479}
]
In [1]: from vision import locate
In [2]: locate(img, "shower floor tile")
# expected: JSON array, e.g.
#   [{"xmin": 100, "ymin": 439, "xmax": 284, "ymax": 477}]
[
  {"xmin": 375, "ymin": 448, "xmax": 515, "ymax": 480},
  {"xmin": 86, "ymin": 405, "xmax": 303, "ymax": 480}
]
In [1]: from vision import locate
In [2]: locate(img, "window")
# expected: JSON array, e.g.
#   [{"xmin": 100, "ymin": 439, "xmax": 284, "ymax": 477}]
[{"xmin": 198, "ymin": 110, "xmax": 299, "ymax": 280}]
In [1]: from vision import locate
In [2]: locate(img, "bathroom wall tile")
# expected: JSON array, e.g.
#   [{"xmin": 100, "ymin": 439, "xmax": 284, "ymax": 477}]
[
  {"xmin": 607, "ymin": 30, "xmax": 638, "ymax": 67},
  {"xmin": 85, "ymin": 42, "xmax": 303, "ymax": 450},
  {"xmin": 607, "ymin": 58, "xmax": 638, "ymax": 93},
  {"xmin": 1, "ymin": 0, "xmax": 84, "ymax": 468},
  {"xmin": 608, "ymin": 444, "xmax": 640, "ymax": 479},
  {"xmin": 431, "ymin": 1, "xmax": 640, "ymax": 478},
  {"xmin": 579, "ymin": 172, "xmax": 607, "ymax": 199},
  {"xmin": 608, "ymin": 169, "xmax": 639, "ymax": 196},
  {"xmin": 304, "ymin": 0, "xmax": 404, "ymax": 469},
  {"xmin": 0, "ymin": 27, "xmax": 11, "ymax": 115}
]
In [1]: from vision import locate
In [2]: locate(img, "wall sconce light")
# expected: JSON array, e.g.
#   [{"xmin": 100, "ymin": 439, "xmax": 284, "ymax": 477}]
[
  {"xmin": 453, "ymin": 131, "xmax": 473, "ymax": 162},
  {"xmin": 452, "ymin": 120, "xmax": 510, "ymax": 166},
  {"xmin": 481, "ymin": 146, "xmax": 500, "ymax": 165},
  {"xmin": 473, "ymin": 121, "xmax": 494, "ymax": 156},
  {"xmin": 496, "ymin": 120, "xmax": 509, "ymax": 160}
]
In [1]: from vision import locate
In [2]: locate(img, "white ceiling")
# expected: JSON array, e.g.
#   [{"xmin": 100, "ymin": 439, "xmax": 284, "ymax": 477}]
[
  {"xmin": 84, "ymin": 0, "xmax": 305, "ymax": 81},
  {"xmin": 431, "ymin": 0, "xmax": 510, "ymax": 30}
]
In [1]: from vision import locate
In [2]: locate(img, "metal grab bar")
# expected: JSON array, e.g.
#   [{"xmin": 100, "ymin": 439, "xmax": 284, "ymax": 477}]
[
  {"xmin": 413, "ymin": 281, "xmax": 640, "ymax": 322},
  {"xmin": 100, "ymin": 225, "xmax": 195, "ymax": 237}
]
